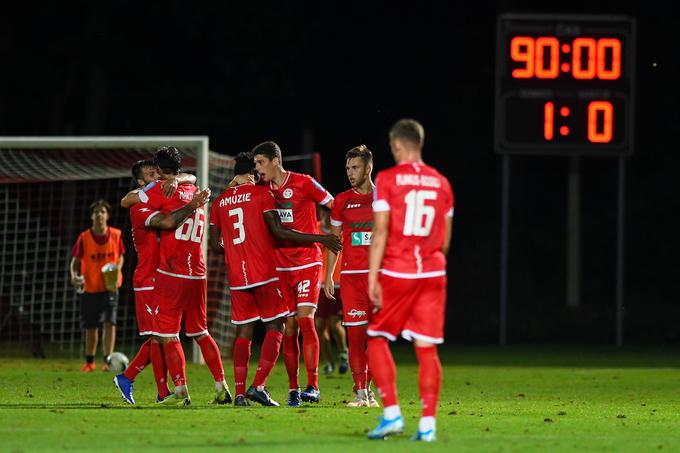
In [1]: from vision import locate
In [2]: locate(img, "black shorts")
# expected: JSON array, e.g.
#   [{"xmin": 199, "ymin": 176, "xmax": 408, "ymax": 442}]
[{"xmin": 80, "ymin": 291, "xmax": 118, "ymax": 328}]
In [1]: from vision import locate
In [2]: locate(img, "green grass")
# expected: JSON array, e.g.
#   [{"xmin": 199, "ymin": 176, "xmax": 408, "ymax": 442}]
[{"xmin": 2, "ymin": 346, "xmax": 680, "ymax": 452}]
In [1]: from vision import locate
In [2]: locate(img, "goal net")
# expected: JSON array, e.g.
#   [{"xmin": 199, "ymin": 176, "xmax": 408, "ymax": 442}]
[{"xmin": 0, "ymin": 137, "xmax": 236, "ymax": 360}]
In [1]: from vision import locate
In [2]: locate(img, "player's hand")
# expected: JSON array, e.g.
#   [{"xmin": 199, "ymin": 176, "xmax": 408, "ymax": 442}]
[
  {"xmin": 190, "ymin": 188, "xmax": 211, "ymax": 208},
  {"xmin": 227, "ymin": 174, "xmax": 254, "ymax": 188},
  {"xmin": 320, "ymin": 234, "xmax": 343, "ymax": 254},
  {"xmin": 324, "ymin": 278, "xmax": 335, "ymax": 300},
  {"xmin": 369, "ymin": 277, "xmax": 382, "ymax": 312},
  {"xmin": 161, "ymin": 178, "xmax": 179, "ymax": 198},
  {"xmin": 71, "ymin": 275, "xmax": 84, "ymax": 289}
]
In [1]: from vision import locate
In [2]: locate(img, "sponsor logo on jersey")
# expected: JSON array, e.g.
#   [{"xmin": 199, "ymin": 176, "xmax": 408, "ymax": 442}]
[
  {"xmin": 347, "ymin": 203, "xmax": 362, "ymax": 209},
  {"xmin": 179, "ymin": 191, "xmax": 194, "ymax": 201},
  {"xmin": 351, "ymin": 232, "xmax": 372, "ymax": 246},
  {"xmin": 283, "ymin": 188, "xmax": 293, "ymax": 199},
  {"xmin": 277, "ymin": 209, "xmax": 294, "ymax": 223},
  {"xmin": 139, "ymin": 207, "xmax": 151, "ymax": 212},
  {"xmin": 347, "ymin": 308, "xmax": 367, "ymax": 318},
  {"xmin": 349, "ymin": 220, "xmax": 374, "ymax": 229}
]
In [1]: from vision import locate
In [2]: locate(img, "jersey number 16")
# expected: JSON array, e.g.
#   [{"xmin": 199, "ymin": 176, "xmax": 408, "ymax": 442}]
[{"xmin": 403, "ymin": 190, "xmax": 436, "ymax": 237}]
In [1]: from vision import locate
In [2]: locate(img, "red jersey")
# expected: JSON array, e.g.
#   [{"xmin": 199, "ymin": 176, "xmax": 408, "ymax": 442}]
[
  {"xmin": 138, "ymin": 182, "xmax": 206, "ymax": 279},
  {"xmin": 129, "ymin": 201, "xmax": 159, "ymax": 289},
  {"xmin": 373, "ymin": 162, "xmax": 454, "ymax": 279},
  {"xmin": 269, "ymin": 171, "xmax": 333, "ymax": 271},
  {"xmin": 330, "ymin": 188, "xmax": 374, "ymax": 274},
  {"xmin": 211, "ymin": 183, "xmax": 279, "ymax": 290}
]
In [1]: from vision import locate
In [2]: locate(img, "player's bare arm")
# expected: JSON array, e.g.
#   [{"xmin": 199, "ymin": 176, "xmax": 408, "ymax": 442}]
[
  {"xmin": 368, "ymin": 211, "xmax": 390, "ymax": 310},
  {"xmin": 120, "ymin": 189, "xmax": 141, "ymax": 208},
  {"xmin": 69, "ymin": 257, "xmax": 81, "ymax": 288},
  {"xmin": 324, "ymin": 224, "xmax": 342, "ymax": 299},
  {"xmin": 148, "ymin": 188, "xmax": 211, "ymax": 230},
  {"xmin": 160, "ymin": 172, "xmax": 197, "ymax": 198},
  {"xmin": 443, "ymin": 216, "xmax": 453, "ymax": 256},
  {"xmin": 263, "ymin": 211, "xmax": 342, "ymax": 254},
  {"xmin": 208, "ymin": 224, "xmax": 223, "ymax": 253}
]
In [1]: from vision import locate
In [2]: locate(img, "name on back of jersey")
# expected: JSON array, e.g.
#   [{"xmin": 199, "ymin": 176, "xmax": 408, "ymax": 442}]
[
  {"xmin": 396, "ymin": 173, "xmax": 441, "ymax": 188},
  {"xmin": 219, "ymin": 192, "xmax": 252, "ymax": 207}
]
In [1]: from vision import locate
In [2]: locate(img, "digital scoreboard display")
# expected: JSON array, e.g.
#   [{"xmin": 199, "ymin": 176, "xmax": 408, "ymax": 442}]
[{"xmin": 494, "ymin": 14, "xmax": 636, "ymax": 155}]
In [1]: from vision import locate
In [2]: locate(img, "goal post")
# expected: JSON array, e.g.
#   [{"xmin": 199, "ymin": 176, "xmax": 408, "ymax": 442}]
[{"xmin": 0, "ymin": 136, "xmax": 235, "ymax": 362}]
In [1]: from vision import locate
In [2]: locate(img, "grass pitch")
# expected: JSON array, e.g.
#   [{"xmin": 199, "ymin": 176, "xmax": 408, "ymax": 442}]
[{"xmin": 2, "ymin": 345, "xmax": 680, "ymax": 452}]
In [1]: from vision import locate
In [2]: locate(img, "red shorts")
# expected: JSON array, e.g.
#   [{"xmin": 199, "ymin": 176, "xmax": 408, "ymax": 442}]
[
  {"xmin": 317, "ymin": 286, "xmax": 342, "ymax": 319},
  {"xmin": 230, "ymin": 281, "xmax": 288, "ymax": 324},
  {"xmin": 367, "ymin": 275, "xmax": 446, "ymax": 344},
  {"xmin": 134, "ymin": 288, "xmax": 154, "ymax": 335},
  {"xmin": 152, "ymin": 272, "xmax": 208, "ymax": 337},
  {"xmin": 278, "ymin": 266, "xmax": 321, "ymax": 315},
  {"xmin": 340, "ymin": 272, "xmax": 370, "ymax": 326}
]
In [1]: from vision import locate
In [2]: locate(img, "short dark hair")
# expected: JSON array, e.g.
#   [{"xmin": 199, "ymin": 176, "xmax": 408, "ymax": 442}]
[
  {"xmin": 389, "ymin": 119, "xmax": 425, "ymax": 147},
  {"xmin": 252, "ymin": 141, "xmax": 282, "ymax": 162},
  {"xmin": 233, "ymin": 152, "xmax": 255, "ymax": 176},
  {"xmin": 346, "ymin": 145, "xmax": 373, "ymax": 166},
  {"xmin": 154, "ymin": 146, "xmax": 182, "ymax": 174},
  {"xmin": 89, "ymin": 199, "xmax": 112, "ymax": 216},
  {"xmin": 131, "ymin": 159, "xmax": 155, "ymax": 181}
]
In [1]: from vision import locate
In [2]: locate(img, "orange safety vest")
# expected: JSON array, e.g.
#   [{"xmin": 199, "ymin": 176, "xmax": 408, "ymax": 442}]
[{"xmin": 80, "ymin": 227, "xmax": 123, "ymax": 293}]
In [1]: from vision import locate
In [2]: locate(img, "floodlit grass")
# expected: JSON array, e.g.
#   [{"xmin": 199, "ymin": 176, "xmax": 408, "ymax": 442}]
[{"xmin": 2, "ymin": 345, "xmax": 680, "ymax": 452}]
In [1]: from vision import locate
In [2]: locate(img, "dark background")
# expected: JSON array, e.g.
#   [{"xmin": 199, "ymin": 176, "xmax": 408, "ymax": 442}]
[{"xmin": 0, "ymin": 1, "xmax": 676, "ymax": 344}]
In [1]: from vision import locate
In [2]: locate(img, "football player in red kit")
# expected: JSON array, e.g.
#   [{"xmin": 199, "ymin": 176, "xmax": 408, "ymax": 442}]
[
  {"xmin": 325, "ymin": 145, "xmax": 379, "ymax": 408},
  {"xmin": 253, "ymin": 141, "xmax": 334, "ymax": 406},
  {"xmin": 113, "ymin": 160, "xmax": 203, "ymax": 405},
  {"xmin": 210, "ymin": 152, "xmax": 341, "ymax": 407},
  {"xmin": 135, "ymin": 147, "xmax": 231, "ymax": 406},
  {"xmin": 366, "ymin": 120, "xmax": 454, "ymax": 442}
]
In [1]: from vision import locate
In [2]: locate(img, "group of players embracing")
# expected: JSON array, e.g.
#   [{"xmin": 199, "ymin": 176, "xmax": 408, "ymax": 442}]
[{"xmin": 113, "ymin": 118, "xmax": 454, "ymax": 442}]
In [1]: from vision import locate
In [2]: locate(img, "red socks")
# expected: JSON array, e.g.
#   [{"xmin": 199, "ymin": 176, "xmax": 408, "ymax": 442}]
[
  {"xmin": 253, "ymin": 330, "xmax": 283, "ymax": 388},
  {"xmin": 123, "ymin": 338, "xmax": 151, "ymax": 381},
  {"xmin": 233, "ymin": 337, "xmax": 252, "ymax": 396},
  {"xmin": 283, "ymin": 331, "xmax": 300, "ymax": 390},
  {"xmin": 415, "ymin": 346, "xmax": 442, "ymax": 417},
  {"xmin": 196, "ymin": 335, "xmax": 225, "ymax": 382},
  {"xmin": 150, "ymin": 341, "xmax": 170, "ymax": 397},
  {"xmin": 348, "ymin": 326, "xmax": 368, "ymax": 390},
  {"xmin": 298, "ymin": 317, "xmax": 319, "ymax": 389},
  {"xmin": 367, "ymin": 337, "xmax": 398, "ymax": 407},
  {"xmin": 163, "ymin": 341, "xmax": 187, "ymax": 387}
]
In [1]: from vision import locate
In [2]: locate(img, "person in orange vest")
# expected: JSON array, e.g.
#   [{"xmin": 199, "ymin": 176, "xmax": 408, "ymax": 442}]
[{"xmin": 70, "ymin": 200, "xmax": 125, "ymax": 372}]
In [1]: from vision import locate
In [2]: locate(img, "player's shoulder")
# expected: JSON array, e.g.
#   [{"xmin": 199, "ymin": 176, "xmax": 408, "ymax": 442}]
[{"xmin": 334, "ymin": 188, "xmax": 354, "ymax": 205}]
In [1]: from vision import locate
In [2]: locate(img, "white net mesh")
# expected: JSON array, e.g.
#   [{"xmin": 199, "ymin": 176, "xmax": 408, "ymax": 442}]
[{"xmin": 0, "ymin": 138, "xmax": 236, "ymax": 358}]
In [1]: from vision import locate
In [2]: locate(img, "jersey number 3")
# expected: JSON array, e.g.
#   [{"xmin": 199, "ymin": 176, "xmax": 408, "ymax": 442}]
[
  {"xmin": 403, "ymin": 190, "xmax": 436, "ymax": 237},
  {"xmin": 229, "ymin": 208, "xmax": 245, "ymax": 245}
]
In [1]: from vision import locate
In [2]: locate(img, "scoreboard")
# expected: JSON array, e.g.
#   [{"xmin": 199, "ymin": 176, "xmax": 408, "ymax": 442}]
[{"xmin": 494, "ymin": 14, "xmax": 636, "ymax": 155}]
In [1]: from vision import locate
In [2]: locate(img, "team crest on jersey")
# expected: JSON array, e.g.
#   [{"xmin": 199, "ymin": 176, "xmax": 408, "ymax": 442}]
[{"xmin": 283, "ymin": 188, "xmax": 293, "ymax": 199}]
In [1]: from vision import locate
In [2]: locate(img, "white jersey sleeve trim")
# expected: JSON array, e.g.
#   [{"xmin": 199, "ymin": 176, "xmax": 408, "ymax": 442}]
[
  {"xmin": 340, "ymin": 269, "xmax": 369, "ymax": 274},
  {"xmin": 133, "ymin": 286, "xmax": 155, "ymax": 291},
  {"xmin": 276, "ymin": 262, "xmax": 322, "ymax": 272},
  {"xmin": 229, "ymin": 277, "xmax": 279, "ymax": 291},
  {"xmin": 401, "ymin": 329, "xmax": 444, "ymax": 344},
  {"xmin": 366, "ymin": 329, "xmax": 397, "ymax": 341},
  {"xmin": 447, "ymin": 208, "xmax": 454, "ymax": 218},
  {"xmin": 320, "ymin": 193, "xmax": 333, "ymax": 206},
  {"xmin": 144, "ymin": 211, "xmax": 160, "ymax": 227},
  {"xmin": 330, "ymin": 218, "xmax": 343, "ymax": 227},
  {"xmin": 381, "ymin": 269, "xmax": 446, "ymax": 279},
  {"xmin": 373, "ymin": 199, "xmax": 390, "ymax": 212},
  {"xmin": 157, "ymin": 268, "xmax": 207, "ymax": 280},
  {"xmin": 231, "ymin": 316, "xmax": 261, "ymax": 325},
  {"xmin": 185, "ymin": 329, "xmax": 209, "ymax": 337},
  {"xmin": 138, "ymin": 330, "xmax": 153, "ymax": 336},
  {"xmin": 297, "ymin": 302, "xmax": 318, "ymax": 308}
]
